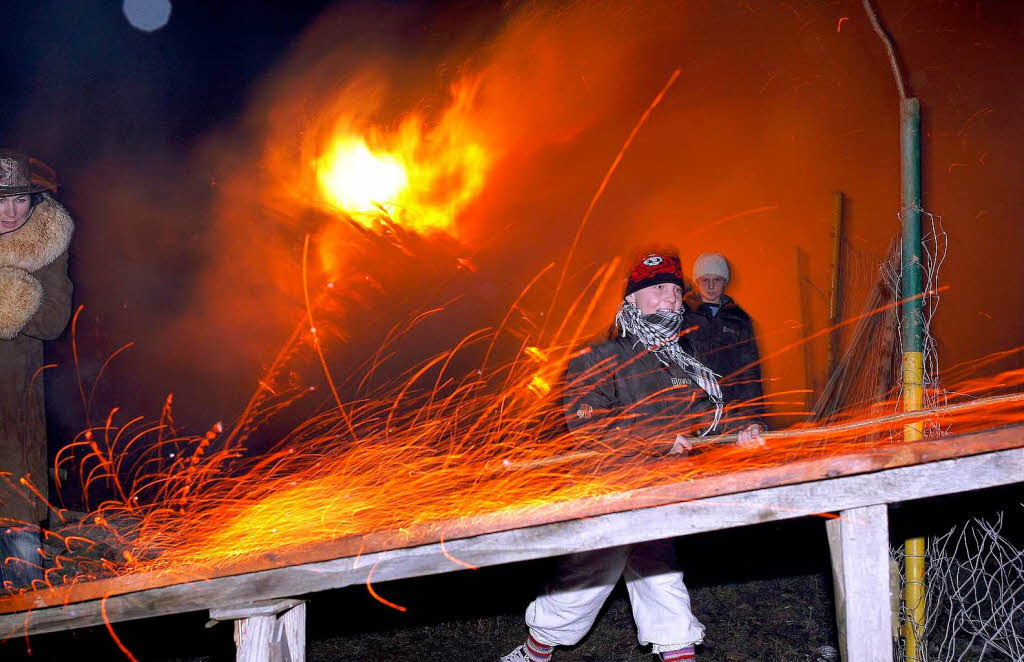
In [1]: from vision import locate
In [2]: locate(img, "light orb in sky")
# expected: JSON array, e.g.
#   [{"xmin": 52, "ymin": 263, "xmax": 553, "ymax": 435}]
[{"xmin": 123, "ymin": 0, "xmax": 172, "ymax": 33}]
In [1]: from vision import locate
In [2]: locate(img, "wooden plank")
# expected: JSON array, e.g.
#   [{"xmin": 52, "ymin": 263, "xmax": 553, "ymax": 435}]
[
  {"xmin": 278, "ymin": 602, "xmax": 305, "ymax": 662},
  {"xmin": 831, "ymin": 505, "xmax": 893, "ymax": 662},
  {"xmin": 1, "ymin": 443, "xmax": 1021, "ymax": 639},
  {"xmin": 210, "ymin": 598, "xmax": 304, "ymax": 621},
  {"xmin": 232, "ymin": 602, "xmax": 304, "ymax": 662},
  {"xmin": 235, "ymin": 614, "xmax": 275, "ymax": 662},
  {"xmin": 4, "ymin": 423, "xmax": 1022, "ymax": 619}
]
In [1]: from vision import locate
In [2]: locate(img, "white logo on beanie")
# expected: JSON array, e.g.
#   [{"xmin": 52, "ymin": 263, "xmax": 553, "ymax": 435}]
[{"xmin": 642, "ymin": 255, "xmax": 663, "ymax": 266}]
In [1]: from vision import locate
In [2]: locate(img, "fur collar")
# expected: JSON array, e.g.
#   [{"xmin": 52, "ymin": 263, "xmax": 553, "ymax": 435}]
[{"xmin": 0, "ymin": 194, "xmax": 74, "ymax": 272}]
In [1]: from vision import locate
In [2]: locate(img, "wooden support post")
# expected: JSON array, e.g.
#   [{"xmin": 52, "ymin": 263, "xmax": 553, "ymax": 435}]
[
  {"xmin": 826, "ymin": 505, "xmax": 893, "ymax": 662},
  {"xmin": 826, "ymin": 517, "xmax": 849, "ymax": 662},
  {"xmin": 210, "ymin": 598, "xmax": 306, "ymax": 662}
]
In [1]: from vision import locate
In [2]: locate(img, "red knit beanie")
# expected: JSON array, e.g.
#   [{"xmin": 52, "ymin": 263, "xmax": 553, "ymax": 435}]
[{"xmin": 624, "ymin": 252, "xmax": 685, "ymax": 296}]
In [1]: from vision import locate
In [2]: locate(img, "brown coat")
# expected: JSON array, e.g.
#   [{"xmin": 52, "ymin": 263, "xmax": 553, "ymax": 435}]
[{"xmin": 0, "ymin": 195, "xmax": 74, "ymax": 524}]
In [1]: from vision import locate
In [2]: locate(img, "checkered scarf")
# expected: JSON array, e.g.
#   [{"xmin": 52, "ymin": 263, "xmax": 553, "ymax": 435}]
[{"xmin": 615, "ymin": 301, "xmax": 723, "ymax": 436}]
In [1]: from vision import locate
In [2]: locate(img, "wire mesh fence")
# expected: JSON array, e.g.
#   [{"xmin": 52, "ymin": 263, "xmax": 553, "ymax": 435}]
[{"xmin": 892, "ymin": 508, "xmax": 1024, "ymax": 661}]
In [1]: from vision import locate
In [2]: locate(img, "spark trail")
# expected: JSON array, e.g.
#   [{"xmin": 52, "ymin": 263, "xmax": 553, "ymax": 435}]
[{"xmin": 5, "ymin": 281, "xmax": 1023, "ymax": 596}]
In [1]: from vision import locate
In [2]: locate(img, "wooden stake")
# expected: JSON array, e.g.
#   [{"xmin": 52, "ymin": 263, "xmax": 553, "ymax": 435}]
[
  {"xmin": 828, "ymin": 191, "xmax": 846, "ymax": 380},
  {"xmin": 795, "ymin": 246, "xmax": 818, "ymax": 407}
]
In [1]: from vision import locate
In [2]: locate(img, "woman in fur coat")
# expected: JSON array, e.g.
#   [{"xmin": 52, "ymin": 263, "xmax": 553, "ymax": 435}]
[{"xmin": 0, "ymin": 150, "xmax": 73, "ymax": 588}]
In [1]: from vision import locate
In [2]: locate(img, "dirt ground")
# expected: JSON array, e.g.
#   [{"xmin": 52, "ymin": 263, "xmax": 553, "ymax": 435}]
[
  {"xmin": 301, "ymin": 571, "xmax": 839, "ymax": 662},
  {"xmin": 299, "ymin": 517, "xmax": 839, "ymax": 662}
]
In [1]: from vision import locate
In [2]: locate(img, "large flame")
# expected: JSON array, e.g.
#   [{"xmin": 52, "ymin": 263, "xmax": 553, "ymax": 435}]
[{"xmin": 312, "ymin": 78, "xmax": 490, "ymax": 237}]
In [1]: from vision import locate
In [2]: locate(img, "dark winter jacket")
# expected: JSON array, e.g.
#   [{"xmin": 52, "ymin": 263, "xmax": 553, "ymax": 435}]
[
  {"xmin": 683, "ymin": 291, "xmax": 766, "ymax": 431},
  {"xmin": 0, "ymin": 194, "xmax": 74, "ymax": 524},
  {"xmin": 563, "ymin": 332, "xmax": 717, "ymax": 456}
]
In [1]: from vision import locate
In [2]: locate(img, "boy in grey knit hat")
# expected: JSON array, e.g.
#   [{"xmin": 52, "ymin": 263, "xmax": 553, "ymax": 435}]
[{"xmin": 684, "ymin": 252, "xmax": 767, "ymax": 434}]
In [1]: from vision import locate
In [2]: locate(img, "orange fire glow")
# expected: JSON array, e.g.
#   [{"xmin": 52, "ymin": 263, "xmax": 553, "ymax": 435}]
[{"xmin": 2, "ymin": 276, "xmax": 1021, "ymax": 598}]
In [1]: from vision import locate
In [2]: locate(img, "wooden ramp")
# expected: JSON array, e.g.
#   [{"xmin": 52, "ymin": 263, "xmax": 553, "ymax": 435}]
[{"xmin": 2, "ymin": 423, "xmax": 1023, "ymax": 662}]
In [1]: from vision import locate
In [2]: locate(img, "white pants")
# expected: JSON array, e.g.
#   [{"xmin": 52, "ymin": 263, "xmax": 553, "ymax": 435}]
[{"xmin": 525, "ymin": 539, "xmax": 705, "ymax": 650}]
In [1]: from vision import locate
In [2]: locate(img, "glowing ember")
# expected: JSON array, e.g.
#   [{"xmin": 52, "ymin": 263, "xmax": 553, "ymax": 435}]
[{"xmin": 528, "ymin": 375, "xmax": 552, "ymax": 397}]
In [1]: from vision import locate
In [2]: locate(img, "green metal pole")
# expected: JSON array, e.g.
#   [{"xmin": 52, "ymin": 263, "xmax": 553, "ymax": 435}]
[
  {"xmin": 900, "ymin": 97, "xmax": 926, "ymax": 662},
  {"xmin": 901, "ymin": 99, "xmax": 923, "ymax": 359}
]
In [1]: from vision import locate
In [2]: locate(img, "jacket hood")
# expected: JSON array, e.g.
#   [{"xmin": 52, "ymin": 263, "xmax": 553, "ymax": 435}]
[{"xmin": 0, "ymin": 194, "xmax": 74, "ymax": 272}]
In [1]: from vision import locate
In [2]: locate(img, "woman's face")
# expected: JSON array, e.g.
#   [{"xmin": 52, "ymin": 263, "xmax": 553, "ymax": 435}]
[
  {"xmin": 0, "ymin": 194, "xmax": 33, "ymax": 234},
  {"xmin": 627, "ymin": 282, "xmax": 684, "ymax": 315}
]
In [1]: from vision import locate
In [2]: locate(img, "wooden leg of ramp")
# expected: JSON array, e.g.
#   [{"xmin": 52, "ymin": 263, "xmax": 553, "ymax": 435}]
[
  {"xmin": 209, "ymin": 598, "xmax": 306, "ymax": 662},
  {"xmin": 826, "ymin": 505, "xmax": 894, "ymax": 662}
]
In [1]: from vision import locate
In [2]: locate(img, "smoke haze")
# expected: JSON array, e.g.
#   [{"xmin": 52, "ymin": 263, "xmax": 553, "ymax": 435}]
[{"xmin": 3, "ymin": 0, "xmax": 1021, "ymax": 441}]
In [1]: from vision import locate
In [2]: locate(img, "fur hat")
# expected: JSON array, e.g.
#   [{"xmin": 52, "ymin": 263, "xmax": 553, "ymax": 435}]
[
  {"xmin": 693, "ymin": 252, "xmax": 730, "ymax": 282},
  {"xmin": 624, "ymin": 252, "xmax": 685, "ymax": 296},
  {"xmin": 0, "ymin": 150, "xmax": 57, "ymax": 196}
]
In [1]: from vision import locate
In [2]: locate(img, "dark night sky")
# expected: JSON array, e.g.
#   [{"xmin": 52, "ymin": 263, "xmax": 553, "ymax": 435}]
[
  {"xmin": 3, "ymin": 2, "xmax": 329, "ymax": 150},
  {"xmin": 3, "ymin": 0, "xmax": 339, "ymax": 436},
  {"xmin": 3, "ymin": 0, "xmax": 1023, "ymax": 447}
]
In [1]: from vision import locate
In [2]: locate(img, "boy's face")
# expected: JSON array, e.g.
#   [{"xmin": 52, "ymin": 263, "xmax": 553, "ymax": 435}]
[
  {"xmin": 696, "ymin": 275, "xmax": 727, "ymax": 304},
  {"xmin": 627, "ymin": 282, "xmax": 684, "ymax": 315}
]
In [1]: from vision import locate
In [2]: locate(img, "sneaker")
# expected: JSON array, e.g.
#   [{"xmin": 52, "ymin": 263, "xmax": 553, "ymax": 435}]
[
  {"xmin": 658, "ymin": 646, "xmax": 696, "ymax": 662},
  {"xmin": 497, "ymin": 644, "xmax": 534, "ymax": 662}
]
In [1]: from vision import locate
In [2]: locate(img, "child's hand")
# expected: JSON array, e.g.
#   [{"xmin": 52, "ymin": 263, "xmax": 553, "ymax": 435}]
[
  {"xmin": 737, "ymin": 424, "xmax": 765, "ymax": 448},
  {"xmin": 670, "ymin": 434, "xmax": 694, "ymax": 454}
]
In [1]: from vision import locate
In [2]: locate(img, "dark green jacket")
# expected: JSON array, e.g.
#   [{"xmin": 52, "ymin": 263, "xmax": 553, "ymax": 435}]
[
  {"xmin": 563, "ymin": 332, "xmax": 717, "ymax": 456},
  {"xmin": 683, "ymin": 291, "xmax": 766, "ymax": 431}
]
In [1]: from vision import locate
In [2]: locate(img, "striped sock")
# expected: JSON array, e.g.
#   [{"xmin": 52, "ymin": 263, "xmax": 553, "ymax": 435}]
[
  {"xmin": 660, "ymin": 646, "xmax": 696, "ymax": 661},
  {"xmin": 525, "ymin": 635, "xmax": 555, "ymax": 662}
]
